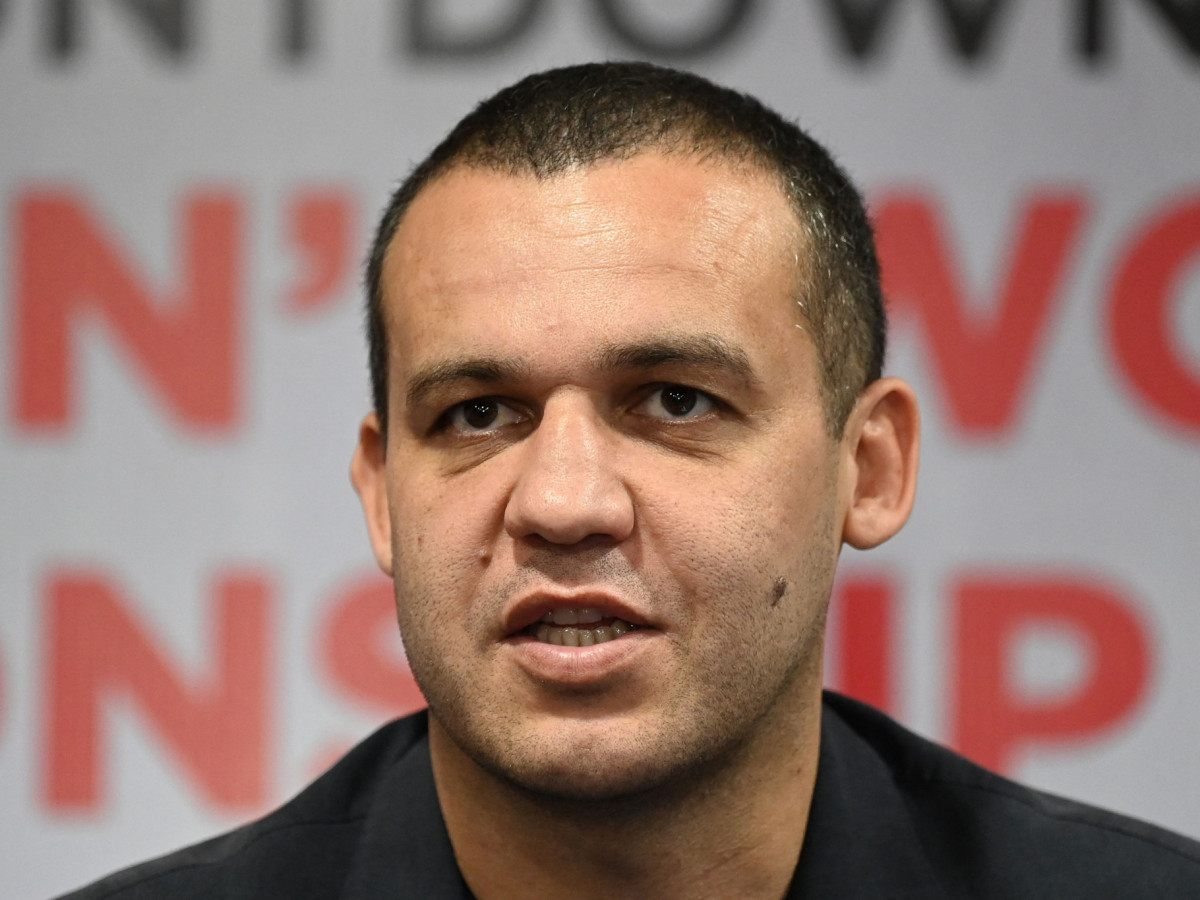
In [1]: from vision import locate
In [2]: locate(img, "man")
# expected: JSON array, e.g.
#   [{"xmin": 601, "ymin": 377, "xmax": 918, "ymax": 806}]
[{"xmin": 62, "ymin": 62, "xmax": 1200, "ymax": 899}]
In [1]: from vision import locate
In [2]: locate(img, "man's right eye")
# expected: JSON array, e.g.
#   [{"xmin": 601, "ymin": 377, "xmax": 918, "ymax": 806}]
[{"xmin": 440, "ymin": 398, "xmax": 525, "ymax": 434}]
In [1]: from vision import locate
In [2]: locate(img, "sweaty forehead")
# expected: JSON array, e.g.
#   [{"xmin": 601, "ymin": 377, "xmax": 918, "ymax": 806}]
[
  {"xmin": 384, "ymin": 155, "xmax": 803, "ymax": 306},
  {"xmin": 376, "ymin": 155, "xmax": 814, "ymax": 397}
]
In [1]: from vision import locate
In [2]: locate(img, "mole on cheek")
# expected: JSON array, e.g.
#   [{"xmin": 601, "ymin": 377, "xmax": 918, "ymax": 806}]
[{"xmin": 771, "ymin": 576, "xmax": 789, "ymax": 607}]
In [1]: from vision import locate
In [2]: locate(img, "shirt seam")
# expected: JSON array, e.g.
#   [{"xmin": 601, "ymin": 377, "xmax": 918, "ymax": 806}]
[
  {"xmin": 899, "ymin": 769, "xmax": 1200, "ymax": 869},
  {"xmin": 85, "ymin": 816, "xmax": 366, "ymax": 900}
]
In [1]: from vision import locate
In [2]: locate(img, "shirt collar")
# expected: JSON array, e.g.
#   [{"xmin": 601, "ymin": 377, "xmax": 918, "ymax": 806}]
[
  {"xmin": 786, "ymin": 694, "xmax": 947, "ymax": 899},
  {"xmin": 339, "ymin": 713, "xmax": 474, "ymax": 900},
  {"xmin": 338, "ymin": 697, "xmax": 945, "ymax": 899}
]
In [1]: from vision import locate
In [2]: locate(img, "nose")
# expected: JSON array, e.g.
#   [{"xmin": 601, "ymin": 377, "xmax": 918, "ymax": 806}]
[{"xmin": 504, "ymin": 396, "xmax": 635, "ymax": 546}]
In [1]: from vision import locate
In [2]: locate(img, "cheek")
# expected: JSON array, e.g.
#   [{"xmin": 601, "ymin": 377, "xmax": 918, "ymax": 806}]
[
  {"xmin": 390, "ymin": 478, "xmax": 497, "ymax": 598},
  {"xmin": 646, "ymin": 458, "xmax": 837, "ymax": 618},
  {"xmin": 640, "ymin": 484, "xmax": 782, "ymax": 611}
]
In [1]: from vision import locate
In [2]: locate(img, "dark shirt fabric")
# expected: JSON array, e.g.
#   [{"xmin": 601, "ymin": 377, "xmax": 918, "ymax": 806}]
[{"xmin": 58, "ymin": 692, "xmax": 1200, "ymax": 899}]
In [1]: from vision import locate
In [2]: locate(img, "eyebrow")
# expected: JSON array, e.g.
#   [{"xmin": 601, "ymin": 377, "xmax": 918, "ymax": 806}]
[
  {"xmin": 597, "ymin": 335, "xmax": 759, "ymax": 386},
  {"xmin": 405, "ymin": 358, "xmax": 532, "ymax": 409},
  {"xmin": 404, "ymin": 334, "xmax": 760, "ymax": 409}
]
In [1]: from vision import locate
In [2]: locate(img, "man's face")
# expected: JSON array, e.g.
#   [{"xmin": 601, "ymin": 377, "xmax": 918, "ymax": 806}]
[{"xmin": 363, "ymin": 154, "xmax": 853, "ymax": 800}]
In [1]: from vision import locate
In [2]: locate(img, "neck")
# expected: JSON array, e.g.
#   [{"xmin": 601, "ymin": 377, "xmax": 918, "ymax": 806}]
[{"xmin": 430, "ymin": 696, "xmax": 822, "ymax": 900}]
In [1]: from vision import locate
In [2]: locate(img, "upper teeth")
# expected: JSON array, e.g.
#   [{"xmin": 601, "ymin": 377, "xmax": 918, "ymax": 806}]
[{"xmin": 540, "ymin": 608, "xmax": 603, "ymax": 626}]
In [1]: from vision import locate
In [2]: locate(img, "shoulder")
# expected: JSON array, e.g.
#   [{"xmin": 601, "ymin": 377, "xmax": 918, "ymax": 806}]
[
  {"xmin": 822, "ymin": 692, "xmax": 1200, "ymax": 898},
  {"xmin": 54, "ymin": 714, "xmax": 431, "ymax": 900}
]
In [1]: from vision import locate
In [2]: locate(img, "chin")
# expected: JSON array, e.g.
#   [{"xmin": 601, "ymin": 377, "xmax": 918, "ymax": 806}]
[
  {"xmin": 504, "ymin": 756, "xmax": 670, "ymax": 802},
  {"xmin": 475, "ymin": 719, "xmax": 734, "ymax": 805}
]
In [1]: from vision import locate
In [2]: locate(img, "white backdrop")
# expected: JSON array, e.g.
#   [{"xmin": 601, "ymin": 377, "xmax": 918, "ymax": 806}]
[{"xmin": 3, "ymin": 2, "xmax": 1199, "ymax": 897}]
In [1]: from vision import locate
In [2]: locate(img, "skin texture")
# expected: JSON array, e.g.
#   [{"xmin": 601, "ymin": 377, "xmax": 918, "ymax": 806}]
[{"xmin": 352, "ymin": 153, "xmax": 920, "ymax": 900}]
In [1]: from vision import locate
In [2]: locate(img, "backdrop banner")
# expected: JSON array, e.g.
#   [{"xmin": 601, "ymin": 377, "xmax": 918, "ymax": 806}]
[{"xmin": 2, "ymin": 3, "xmax": 1198, "ymax": 897}]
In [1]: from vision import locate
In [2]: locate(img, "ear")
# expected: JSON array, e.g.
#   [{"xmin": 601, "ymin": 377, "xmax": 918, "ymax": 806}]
[
  {"xmin": 839, "ymin": 377, "xmax": 920, "ymax": 550},
  {"xmin": 350, "ymin": 413, "xmax": 395, "ymax": 576}
]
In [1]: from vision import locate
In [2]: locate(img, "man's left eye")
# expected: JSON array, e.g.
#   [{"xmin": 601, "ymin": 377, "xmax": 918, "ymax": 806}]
[{"xmin": 637, "ymin": 385, "xmax": 716, "ymax": 420}]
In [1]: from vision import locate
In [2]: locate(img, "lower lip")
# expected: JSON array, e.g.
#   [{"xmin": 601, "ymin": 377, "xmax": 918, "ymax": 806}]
[{"xmin": 503, "ymin": 631, "xmax": 657, "ymax": 686}]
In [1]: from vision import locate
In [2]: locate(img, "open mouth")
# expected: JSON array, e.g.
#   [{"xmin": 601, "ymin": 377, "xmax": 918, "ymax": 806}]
[{"xmin": 523, "ymin": 608, "xmax": 641, "ymax": 647}]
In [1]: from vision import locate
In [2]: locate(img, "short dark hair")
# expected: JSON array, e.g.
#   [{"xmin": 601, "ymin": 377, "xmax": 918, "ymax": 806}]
[{"xmin": 365, "ymin": 61, "xmax": 885, "ymax": 437}]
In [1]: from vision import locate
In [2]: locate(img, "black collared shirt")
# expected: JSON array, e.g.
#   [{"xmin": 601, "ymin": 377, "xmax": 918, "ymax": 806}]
[{"xmin": 59, "ymin": 693, "xmax": 1200, "ymax": 899}]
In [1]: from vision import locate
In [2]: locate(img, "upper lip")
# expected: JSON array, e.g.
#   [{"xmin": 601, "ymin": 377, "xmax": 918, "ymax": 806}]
[{"xmin": 502, "ymin": 590, "xmax": 655, "ymax": 637}]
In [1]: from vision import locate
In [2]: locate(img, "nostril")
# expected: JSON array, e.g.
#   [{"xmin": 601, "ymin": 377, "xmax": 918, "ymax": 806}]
[{"xmin": 504, "ymin": 483, "xmax": 635, "ymax": 546}]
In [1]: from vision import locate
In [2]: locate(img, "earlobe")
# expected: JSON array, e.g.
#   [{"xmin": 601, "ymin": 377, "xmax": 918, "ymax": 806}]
[
  {"xmin": 840, "ymin": 378, "xmax": 920, "ymax": 551},
  {"xmin": 350, "ymin": 413, "xmax": 395, "ymax": 576}
]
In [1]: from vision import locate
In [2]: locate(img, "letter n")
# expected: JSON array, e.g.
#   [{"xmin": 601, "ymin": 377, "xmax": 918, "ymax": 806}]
[
  {"xmin": 44, "ymin": 570, "xmax": 272, "ymax": 810},
  {"xmin": 13, "ymin": 191, "xmax": 242, "ymax": 433}
]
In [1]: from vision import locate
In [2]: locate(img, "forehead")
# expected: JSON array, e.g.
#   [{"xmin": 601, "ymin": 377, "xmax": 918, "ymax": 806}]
[{"xmin": 380, "ymin": 154, "xmax": 815, "ymax": 393}]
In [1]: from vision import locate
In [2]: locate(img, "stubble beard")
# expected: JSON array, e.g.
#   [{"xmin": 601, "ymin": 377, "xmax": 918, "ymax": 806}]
[{"xmin": 396, "ymin": 553, "xmax": 833, "ymax": 811}]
